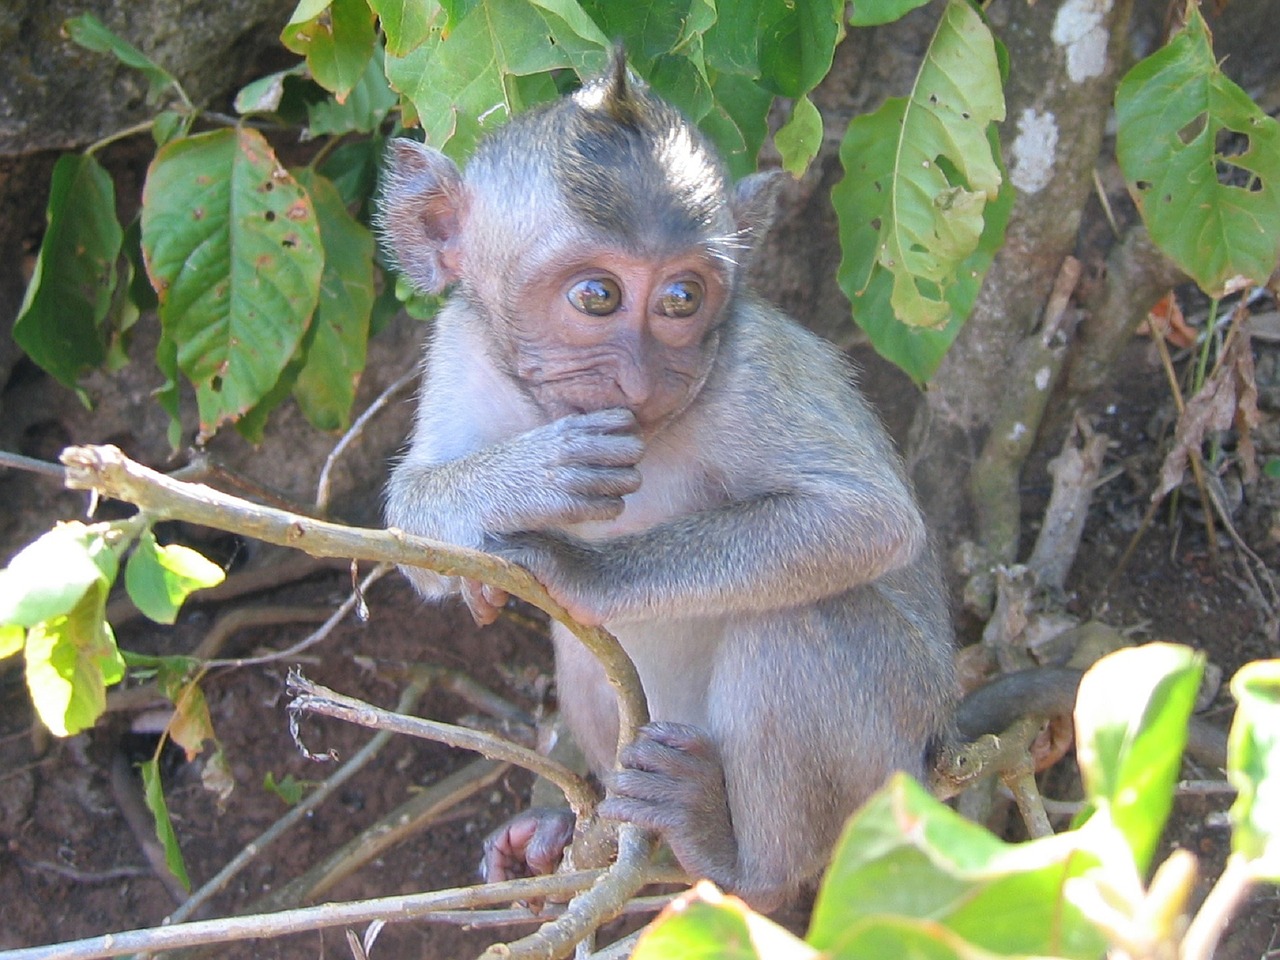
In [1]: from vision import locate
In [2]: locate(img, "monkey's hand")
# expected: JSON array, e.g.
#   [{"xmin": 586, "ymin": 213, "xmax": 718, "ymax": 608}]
[
  {"xmin": 480, "ymin": 807, "xmax": 576, "ymax": 883},
  {"xmin": 491, "ymin": 533, "xmax": 608, "ymax": 627},
  {"xmin": 484, "ymin": 408, "xmax": 645, "ymax": 533},
  {"xmin": 599, "ymin": 722, "xmax": 740, "ymax": 892}
]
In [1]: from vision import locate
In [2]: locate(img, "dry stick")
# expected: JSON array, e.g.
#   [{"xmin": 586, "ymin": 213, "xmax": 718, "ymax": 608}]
[
  {"xmin": 59, "ymin": 444, "xmax": 648, "ymax": 747},
  {"xmin": 288, "ymin": 673, "xmax": 596, "ymax": 819},
  {"xmin": 1002, "ymin": 769, "xmax": 1053, "ymax": 839},
  {"xmin": 315, "ymin": 367, "xmax": 418, "ymax": 515},
  {"xmin": 0, "ymin": 872, "xmax": 607, "ymax": 960},
  {"xmin": 165, "ymin": 675, "xmax": 433, "ymax": 926},
  {"xmin": 1025, "ymin": 416, "xmax": 1110, "ymax": 592},
  {"xmin": 254, "ymin": 758, "xmax": 512, "ymax": 912}
]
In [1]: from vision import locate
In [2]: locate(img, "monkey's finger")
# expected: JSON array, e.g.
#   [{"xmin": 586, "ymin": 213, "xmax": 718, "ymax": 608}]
[
  {"xmin": 560, "ymin": 465, "xmax": 642, "ymax": 497},
  {"xmin": 461, "ymin": 578, "xmax": 505, "ymax": 626},
  {"xmin": 568, "ymin": 407, "xmax": 640, "ymax": 434}
]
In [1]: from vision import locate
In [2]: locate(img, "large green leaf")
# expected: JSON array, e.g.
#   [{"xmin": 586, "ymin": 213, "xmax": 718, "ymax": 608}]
[
  {"xmin": 756, "ymin": 0, "xmax": 842, "ymax": 98},
  {"xmin": 281, "ymin": 0, "xmax": 378, "ymax": 101},
  {"xmin": 1115, "ymin": 7, "xmax": 1280, "ymax": 295},
  {"xmin": 849, "ymin": 0, "xmax": 933, "ymax": 27},
  {"xmin": 141, "ymin": 128, "xmax": 323, "ymax": 438},
  {"xmin": 13, "ymin": 154, "xmax": 122, "ymax": 390},
  {"xmin": 64, "ymin": 14, "xmax": 177, "ymax": 103},
  {"xmin": 1073, "ymin": 644, "xmax": 1203, "ymax": 873},
  {"xmin": 0, "ymin": 522, "xmax": 118, "ymax": 629},
  {"xmin": 306, "ymin": 49, "xmax": 398, "ymax": 136},
  {"xmin": 292, "ymin": 170, "xmax": 376, "ymax": 432},
  {"xmin": 809, "ymin": 775, "xmax": 1104, "ymax": 959},
  {"xmin": 384, "ymin": 0, "xmax": 608, "ymax": 157},
  {"xmin": 834, "ymin": 0, "xmax": 1004, "ymax": 332},
  {"xmin": 631, "ymin": 885, "xmax": 816, "ymax": 960},
  {"xmin": 370, "ymin": 0, "xmax": 437, "ymax": 56},
  {"xmin": 1228, "ymin": 660, "xmax": 1280, "ymax": 879},
  {"xmin": 849, "ymin": 127, "xmax": 1012, "ymax": 384}
]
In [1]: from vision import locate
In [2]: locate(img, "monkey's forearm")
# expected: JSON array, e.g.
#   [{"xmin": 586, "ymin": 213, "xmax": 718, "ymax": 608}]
[{"xmin": 505, "ymin": 489, "xmax": 925, "ymax": 621}]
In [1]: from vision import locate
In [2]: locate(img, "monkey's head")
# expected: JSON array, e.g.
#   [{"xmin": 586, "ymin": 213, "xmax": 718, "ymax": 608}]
[{"xmin": 379, "ymin": 48, "xmax": 782, "ymax": 435}]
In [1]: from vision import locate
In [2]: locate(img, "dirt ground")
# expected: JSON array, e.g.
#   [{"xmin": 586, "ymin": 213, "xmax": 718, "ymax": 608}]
[{"xmin": 2, "ymin": 329, "xmax": 1280, "ymax": 959}]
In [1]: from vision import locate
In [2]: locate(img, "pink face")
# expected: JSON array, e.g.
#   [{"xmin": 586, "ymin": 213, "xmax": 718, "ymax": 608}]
[{"xmin": 508, "ymin": 247, "xmax": 730, "ymax": 435}]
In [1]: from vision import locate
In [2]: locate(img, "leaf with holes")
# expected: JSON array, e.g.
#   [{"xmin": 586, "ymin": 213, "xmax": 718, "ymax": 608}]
[
  {"xmin": 281, "ymin": 0, "xmax": 378, "ymax": 101},
  {"xmin": 385, "ymin": 0, "xmax": 608, "ymax": 157},
  {"xmin": 13, "ymin": 154, "xmax": 122, "ymax": 391},
  {"xmin": 141, "ymin": 128, "xmax": 322, "ymax": 438},
  {"xmin": 1116, "ymin": 7, "xmax": 1280, "ymax": 295},
  {"xmin": 833, "ymin": 0, "xmax": 1004, "ymax": 332}
]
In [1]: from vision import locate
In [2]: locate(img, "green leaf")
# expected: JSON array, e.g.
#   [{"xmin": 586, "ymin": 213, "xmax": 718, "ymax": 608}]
[
  {"xmin": 234, "ymin": 64, "xmax": 310, "ymax": 115},
  {"xmin": 578, "ymin": 0, "xmax": 690, "ymax": 66},
  {"xmin": 24, "ymin": 581, "xmax": 125, "ymax": 737},
  {"xmin": 0, "ymin": 522, "xmax": 118, "ymax": 629},
  {"xmin": 140, "ymin": 758, "xmax": 191, "ymax": 890},
  {"xmin": 0, "ymin": 624, "xmax": 24, "ymax": 660},
  {"xmin": 1228, "ymin": 659, "xmax": 1280, "ymax": 878},
  {"xmin": 141, "ymin": 127, "xmax": 323, "ymax": 438},
  {"xmin": 851, "ymin": 130, "xmax": 1012, "ymax": 384},
  {"xmin": 64, "ymin": 14, "xmax": 177, "ymax": 103},
  {"xmin": 292, "ymin": 170, "xmax": 376, "ymax": 431},
  {"xmin": 125, "ymin": 530, "xmax": 225, "ymax": 625},
  {"xmin": 810, "ymin": 774, "xmax": 1105, "ymax": 959},
  {"xmin": 849, "ymin": 0, "xmax": 933, "ymax": 27},
  {"xmin": 1073, "ymin": 643, "xmax": 1203, "ymax": 872},
  {"xmin": 1115, "ymin": 7, "xmax": 1280, "ymax": 295},
  {"xmin": 757, "ymin": 0, "xmax": 843, "ymax": 98},
  {"xmin": 264, "ymin": 771, "xmax": 309, "ymax": 805},
  {"xmin": 318, "ymin": 136, "xmax": 383, "ymax": 209},
  {"xmin": 281, "ymin": 0, "xmax": 378, "ymax": 101},
  {"xmin": 13, "ymin": 154, "xmax": 122, "ymax": 390},
  {"xmin": 385, "ymin": 0, "xmax": 608, "ymax": 157},
  {"xmin": 154, "ymin": 329, "xmax": 184, "ymax": 450},
  {"xmin": 154, "ymin": 658, "xmax": 217, "ymax": 762},
  {"xmin": 702, "ymin": 72, "xmax": 774, "ymax": 179},
  {"xmin": 370, "ymin": 0, "xmax": 436, "ymax": 56},
  {"xmin": 775, "ymin": 95, "xmax": 822, "ymax": 177},
  {"xmin": 306, "ymin": 48, "xmax": 398, "ymax": 136},
  {"xmin": 834, "ymin": 0, "xmax": 1004, "ymax": 332},
  {"xmin": 632, "ymin": 884, "xmax": 816, "ymax": 960}
]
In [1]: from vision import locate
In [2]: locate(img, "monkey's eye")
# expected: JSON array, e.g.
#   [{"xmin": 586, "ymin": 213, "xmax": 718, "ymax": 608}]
[
  {"xmin": 567, "ymin": 278, "xmax": 622, "ymax": 316},
  {"xmin": 656, "ymin": 280, "xmax": 704, "ymax": 318}
]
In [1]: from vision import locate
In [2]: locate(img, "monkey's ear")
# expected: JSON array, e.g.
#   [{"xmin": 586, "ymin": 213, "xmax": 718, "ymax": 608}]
[
  {"xmin": 731, "ymin": 171, "xmax": 785, "ymax": 249},
  {"xmin": 379, "ymin": 139, "xmax": 468, "ymax": 294}
]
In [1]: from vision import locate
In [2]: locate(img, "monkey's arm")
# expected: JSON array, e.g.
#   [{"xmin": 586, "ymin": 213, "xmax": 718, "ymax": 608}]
[{"xmin": 497, "ymin": 474, "xmax": 925, "ymax": 626}]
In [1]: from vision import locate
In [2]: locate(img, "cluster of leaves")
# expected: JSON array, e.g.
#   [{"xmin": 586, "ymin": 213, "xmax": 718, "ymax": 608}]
[
  {"xmin": 633, "ymin": 644, "xmax": 1280, "ymax": 960},
  {"xmin": 0, "ymin": 519, "xmax": 228, "ymax": 889}
]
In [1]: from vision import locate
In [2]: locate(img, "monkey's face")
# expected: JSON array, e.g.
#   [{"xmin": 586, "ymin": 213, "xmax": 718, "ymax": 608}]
[{"xmin": 506, "ymin": 246, "xmax": 729, "ymax": 435}]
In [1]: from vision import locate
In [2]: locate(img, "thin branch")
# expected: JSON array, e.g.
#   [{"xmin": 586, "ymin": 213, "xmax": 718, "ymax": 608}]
[
  {"xmin": 0, "ymin": 450, "xmax": 67, "ymax": 481},
  {"xmin": 59, "ymin": 444, "xmax": 650, "ymax": 748},
  {"xmin": 287, "ymin": 672, "xmax": 596, "ymax": 819},
  {"xmin": 316, "ymin": 367, "xmax": 419, "ymax": 515},
  {"xmin": 0, "ymin": 872, "xmax": 608, "ymax": 960},
  {"xmin": 165, "ymin": 675, "xmax": 433, "ymax": 926}
]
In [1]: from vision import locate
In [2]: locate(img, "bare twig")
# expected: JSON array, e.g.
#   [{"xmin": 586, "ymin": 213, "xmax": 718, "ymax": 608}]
[
  {"xmin": 0, "ymin": 450, "xmax": 67, "ymax": 481},
  {"xmin": 316, "ymin": 366, "xmax": 419, "ymax": 515},
  {"xmin": 287, "ymin": 672, "xmax": 596, "ymax": 819},
  {"xmin": 0, "ymin": 872, "xmax": 609, "ymax": 960},
  {"xmin": 252, "ymin": 757, "xmax": 511, "ymax": 911},
  {"xmin": 165, "ymin": 676, "xmax": 432, "ymax": 925},
  {"xmin": 1026, "ymin": 415, "xmax": 1109, "ymax": 591},
  {"xmin": 59, "ymin": 444, "xmax": 650, "ymax": 749}
]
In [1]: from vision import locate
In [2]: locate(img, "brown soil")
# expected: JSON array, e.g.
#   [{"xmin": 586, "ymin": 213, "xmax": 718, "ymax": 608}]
[{"xmin": 1, "ymin": 336, "xmax": 1279, "ymax": 959}]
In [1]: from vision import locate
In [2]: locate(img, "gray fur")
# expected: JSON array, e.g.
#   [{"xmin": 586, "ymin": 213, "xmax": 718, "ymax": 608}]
[{"xmin": 379, "ymin": 54, "xmax": 956, "ymax": 908}]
